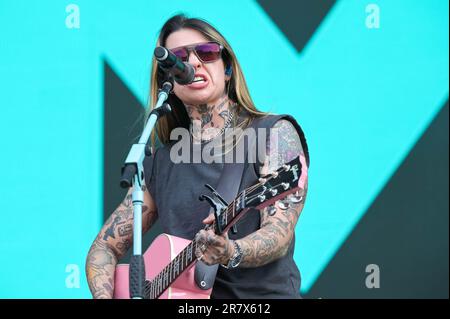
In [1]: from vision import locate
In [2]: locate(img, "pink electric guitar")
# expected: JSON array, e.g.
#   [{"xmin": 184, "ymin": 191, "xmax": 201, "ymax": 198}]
[{"xmin": 113, "ymin": 157, "xmax": 305, "ymax": 299}]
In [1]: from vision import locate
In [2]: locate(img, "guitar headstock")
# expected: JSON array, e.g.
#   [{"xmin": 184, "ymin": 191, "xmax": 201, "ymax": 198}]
[
  {"xmin": 211, "ymin": 156, "xmax": 303, "ymax": 235},
  {"xmin": 243, "ymin": 157, "xmax": 303, "ymax": 210}
]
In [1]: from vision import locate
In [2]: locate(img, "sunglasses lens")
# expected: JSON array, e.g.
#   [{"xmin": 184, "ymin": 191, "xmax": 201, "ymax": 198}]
[
  {"xmin": 172, "ymin": 48, "xmax": 189, "ymax": 62},
  {"xmin": 195, "ymin": 43, "xmax": 221, "ymax": 62}
]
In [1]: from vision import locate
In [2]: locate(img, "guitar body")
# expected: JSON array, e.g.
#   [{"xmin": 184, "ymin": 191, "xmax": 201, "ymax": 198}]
[{"xmin": 113, "ymin": 234, "xmax": 212, "ymax": 299}]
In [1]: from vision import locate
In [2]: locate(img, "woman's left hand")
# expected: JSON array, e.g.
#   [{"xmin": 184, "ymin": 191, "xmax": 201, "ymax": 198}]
[{"xmin": 194, "ymin": 213, "xmax": 234, "ymax": 266}]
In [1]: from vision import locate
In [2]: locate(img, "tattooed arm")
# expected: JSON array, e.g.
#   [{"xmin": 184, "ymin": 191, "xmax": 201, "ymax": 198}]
[
  {"xmin": 85, "ymin": 186, "xmax": 158, "ymax": 298},
  {"xmin": 195, "ymin": 119, "xmax": 308, "ymax": 268},
  {"xmin": 237, "ymin": 120, "xmax": 308, "ymax": 267},
  {"xmin": 236, "ymin": 119, "xmax": 308, "ymax": 267}
]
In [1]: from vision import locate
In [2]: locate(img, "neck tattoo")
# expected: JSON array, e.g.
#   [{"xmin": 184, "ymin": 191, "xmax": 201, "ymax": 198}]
[{"xmin": 187, "ymin": 98, "xmax": 237, "ymax": 143}]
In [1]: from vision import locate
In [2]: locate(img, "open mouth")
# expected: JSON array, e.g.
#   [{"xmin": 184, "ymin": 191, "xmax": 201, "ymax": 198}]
[{"xmin": 192, "ymin": 75, "xmax": 207, "ymax": 83}]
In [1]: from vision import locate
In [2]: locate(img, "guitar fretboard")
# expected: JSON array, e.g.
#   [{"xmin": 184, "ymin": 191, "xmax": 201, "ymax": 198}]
[{"xmin": 144, "ymin": 195, "xmax": 245, "ymax": 299}]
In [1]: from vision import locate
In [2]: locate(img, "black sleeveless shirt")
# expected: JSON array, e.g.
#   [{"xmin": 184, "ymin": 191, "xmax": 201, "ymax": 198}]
[{"xmin": 143, "ymin": 114, "xmax": 309, "ymax": 299}]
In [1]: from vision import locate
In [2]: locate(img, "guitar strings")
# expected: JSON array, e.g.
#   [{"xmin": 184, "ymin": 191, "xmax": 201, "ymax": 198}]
[{"xmin": 142, "ymin": 169, "xmax": 288, "ymax": 298}]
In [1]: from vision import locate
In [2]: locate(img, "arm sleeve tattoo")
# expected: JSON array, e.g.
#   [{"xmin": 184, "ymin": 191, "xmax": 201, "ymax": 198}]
[
  {"xmin": 236, "ymin": 119, "xmax": 308, "ymax": 268},
  {"xmin": 85, "ymin": 186, "xmax": 158, "ymax": 298}
]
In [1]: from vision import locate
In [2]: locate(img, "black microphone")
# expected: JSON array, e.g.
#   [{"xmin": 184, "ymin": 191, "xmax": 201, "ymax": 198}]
[{"xmin": 154, "ymin": 46, "xmax": 195, "ymax": 85}]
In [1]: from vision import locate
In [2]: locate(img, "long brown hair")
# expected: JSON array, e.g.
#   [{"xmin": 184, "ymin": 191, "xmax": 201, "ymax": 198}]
[{"xmin": 147, "ymin": 14, "xmax": 265, "ymax": 147}]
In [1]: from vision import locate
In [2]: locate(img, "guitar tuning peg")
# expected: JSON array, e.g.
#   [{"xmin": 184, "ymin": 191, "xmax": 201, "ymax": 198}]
[
  {"xmin": 267, "ymin": 205, "xmax": 277, "ymax": 216},
  {"xmin": 271, "ymin": 171, "xmax": 279, "ymax": 178},
  {"xmin": 277, "ymin": 199, "xmax": 290, "ymax": 210},
  {"xmin": 258, "ymin": 177, "xmax": 267, "ymax": 184},
  {"xmin": 289, "ymin": 191, "xmax": 304, "ymax": 204},
  {"xmin": 283, "ymin": 164, "xmax": 291, "ymax": 171}
]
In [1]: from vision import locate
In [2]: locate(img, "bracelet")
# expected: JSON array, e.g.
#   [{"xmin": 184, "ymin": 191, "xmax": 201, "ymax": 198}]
[{"xmin": 222, "ymin": 241, "xmax": 242, "ymax": 269}]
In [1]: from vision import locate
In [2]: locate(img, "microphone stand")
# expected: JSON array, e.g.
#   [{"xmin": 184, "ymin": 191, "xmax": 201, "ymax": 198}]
[{"xmin": 119, "ymin": 78, "xmax": 173, "ymax": 299}]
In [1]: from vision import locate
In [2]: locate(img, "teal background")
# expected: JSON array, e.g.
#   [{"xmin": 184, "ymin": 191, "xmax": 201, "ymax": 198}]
[{"xmin": 0, "ymin": 0, "xmax": 448, "ymax": 298}]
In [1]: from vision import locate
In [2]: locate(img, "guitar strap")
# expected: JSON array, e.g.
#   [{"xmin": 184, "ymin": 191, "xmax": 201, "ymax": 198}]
[{"xmin": 194, "ymin": 117, "xmax": 262, "ymax": 290}]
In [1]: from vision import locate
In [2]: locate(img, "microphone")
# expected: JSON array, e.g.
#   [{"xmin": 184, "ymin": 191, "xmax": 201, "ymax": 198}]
[{"xmin": 154, "ymin": 46, "xmax": 195, "ymax": 85}]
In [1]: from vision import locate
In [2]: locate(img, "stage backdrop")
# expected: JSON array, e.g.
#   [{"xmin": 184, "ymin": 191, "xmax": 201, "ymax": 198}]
[{"xmin": 0, "ymin": 0, "xmax": 448, "ymax": 298}]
